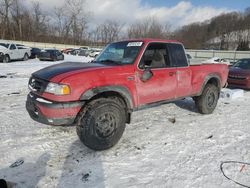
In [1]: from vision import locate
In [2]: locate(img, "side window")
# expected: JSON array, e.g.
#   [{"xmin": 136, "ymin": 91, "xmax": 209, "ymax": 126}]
[
  {"xmin": 10, "ymin": 44, "xmax": 16, "ymax": 50},
  {"xmin": 167, "ymin": 43, "xmax": 188, "ymax": 67},
  {"xmin": 139, "ymin": 43, "xmax": 170, "ymax": 69}
]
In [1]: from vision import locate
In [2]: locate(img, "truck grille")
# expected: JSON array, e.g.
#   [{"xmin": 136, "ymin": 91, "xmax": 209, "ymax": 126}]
[{"xmin": 28, "ymin": 76, "xmax": 48, "ymax": 94}]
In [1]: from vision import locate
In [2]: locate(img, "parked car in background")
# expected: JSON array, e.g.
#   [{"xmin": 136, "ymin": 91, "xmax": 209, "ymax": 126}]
[
  {"xmin": 227, "ymin": 58, "xmax": 250, "ymax": 89},
  {"xmin": 38, "ymin": 49, "xmax": 64, "ymax": 61},
  {"xmin": 61, "ymin": 48, "xmax": 74, "ymax": 54},
  {"xmin": 0, "ymin": 42, "xmax": 31, "ymax": 63},
  {"xmin": 202, "ymin": 57, "xmax": 230, "ymax": 65},
  {"xmin": 78, "ymin": 49, "xmax": 89, "ymax": 57},
  {"xmin": 30, "ymin": 48, "xmax": 41, "ymax": 59},
  {"xmin": 89, "ymin": 48, "xmax": 102, "ymax": 57},
  {"xmin": 80, "ymin": 46, "xmax": 90, "ymax": 50},
  {"xmin": 68, "ymin": 48, "xmax": 81, "ymax": 56}
]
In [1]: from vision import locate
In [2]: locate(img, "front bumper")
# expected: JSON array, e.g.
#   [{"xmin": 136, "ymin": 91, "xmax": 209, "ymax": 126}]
[{"xmin": 26, "ymin": 92, "xmax": 84, "ymax": 126}]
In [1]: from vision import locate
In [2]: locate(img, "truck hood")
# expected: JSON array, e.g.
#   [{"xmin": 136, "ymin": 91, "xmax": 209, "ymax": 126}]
[
  {"xmin": 32, "ymin": 62, "xmax": 107, "ymax": 81},
  {"xmin": 0, "ymin": 46, "xmax": 7, "ymax": 52}
]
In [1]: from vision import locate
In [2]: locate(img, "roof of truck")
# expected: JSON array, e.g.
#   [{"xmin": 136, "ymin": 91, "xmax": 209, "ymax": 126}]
[{"xmin": 119, "ymin": 38, "xmax": 181, "ymax": 44}]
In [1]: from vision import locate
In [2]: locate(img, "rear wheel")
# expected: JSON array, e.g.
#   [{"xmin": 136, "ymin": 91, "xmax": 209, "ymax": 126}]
[
  {"xmin": 76, "ymin": 98, "xmax": 126, "ymax": 150},
  {"xmin": 23, "ymin": 53, "xmax": 29, "ymax": 61},
  {"xmin": 195, "ymin": 84, "xmax": 219, "ymax": 114}
]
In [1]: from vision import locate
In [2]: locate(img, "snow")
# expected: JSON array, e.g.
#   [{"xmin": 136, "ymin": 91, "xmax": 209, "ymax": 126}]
[
  {"xmin": 0, "ymin": 55, "xmax": 250, "ymax": 188},
  {"xmin": 220, "ymin": 89, "xmax": 244, "ymax": 100}
]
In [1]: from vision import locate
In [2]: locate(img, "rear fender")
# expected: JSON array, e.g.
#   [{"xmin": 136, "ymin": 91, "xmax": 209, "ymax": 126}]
[{"xmin": 197, "ymin": 74, "xmax": 221, "ymax": 96}]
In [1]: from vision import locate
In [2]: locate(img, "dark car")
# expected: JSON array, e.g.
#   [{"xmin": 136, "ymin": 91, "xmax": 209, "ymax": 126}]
[
  {"xmin": 227, "ymin": 58, "xmax": 250, "ymax": 89},
  {"xmin": 38, "ymin": 49, "xmax": 64, "ymax": 61},
  {"xmin": 30, "ymin": 48, "xmax": 41, "ymax": 59},
  {"xmin": 68, "ymin": 49, "xmax": 80, "ymax": 56}
]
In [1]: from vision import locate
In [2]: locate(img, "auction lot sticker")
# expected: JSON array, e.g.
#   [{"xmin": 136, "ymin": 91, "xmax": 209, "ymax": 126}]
[{"xmin": 127, "ymin": 42, "xmax": 143, "ymax": 47}]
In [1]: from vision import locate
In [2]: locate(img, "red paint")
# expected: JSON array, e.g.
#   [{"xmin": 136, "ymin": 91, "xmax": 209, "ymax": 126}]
[{"xmin": 37, "ymin": 103, "xmax": 81, "ymax": 118}]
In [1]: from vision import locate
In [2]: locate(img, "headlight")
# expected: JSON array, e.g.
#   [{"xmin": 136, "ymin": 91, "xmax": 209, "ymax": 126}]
[{"xmin": 45, "ymin": 82, "xmax": 70, "ymax": 95}]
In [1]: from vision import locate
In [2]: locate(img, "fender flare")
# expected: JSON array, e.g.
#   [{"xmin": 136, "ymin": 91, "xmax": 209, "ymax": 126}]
[
  {"xmin": 80, "ymin": 85, "xmax": 134, "ymax": 110},
  {"xmin": 197, "ymin": 74, "xmax": 221, "ymax": 96}
]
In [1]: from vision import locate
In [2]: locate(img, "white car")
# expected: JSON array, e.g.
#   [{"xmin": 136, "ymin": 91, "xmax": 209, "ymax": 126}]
[
  {"xmin": 202, "ymin": 57, "xmax": 230, "ymax": 65},
  {"xmin": 89, "ymin": 49, "xmax": 102, "ymax": 58},
  {"xmin": 0, "ymin": 42, "xmax": 31, "ymax": 63}
]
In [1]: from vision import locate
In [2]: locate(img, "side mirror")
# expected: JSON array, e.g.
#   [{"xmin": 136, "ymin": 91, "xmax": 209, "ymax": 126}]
[{"xmin": 141, "ymin": 68, "xmax": 153, "ymax": 82}]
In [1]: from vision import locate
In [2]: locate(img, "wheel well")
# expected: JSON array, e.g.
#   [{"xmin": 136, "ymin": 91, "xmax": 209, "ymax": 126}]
[
  {"xmin": 196, "ymin": 76, "xmax": 221, "ymax": 96},
  {"xmin": 87, "ymin": 91, "xmax": 131, "ymax": 123},
  {"xmin": 206, "ymin": 77, "xmax": 220, "ymax": 88},
  {"xmin": 4, "ymin": 54, "xmax": 10, "ymax": 61},
  {"xmin": 90, "ymin": 91, "xmax": 127, "ymax": 108}
]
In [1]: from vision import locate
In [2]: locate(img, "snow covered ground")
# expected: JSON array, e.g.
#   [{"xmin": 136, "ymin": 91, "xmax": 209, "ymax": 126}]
[{"xmin": 0, "ymin": 55, "xmax": 249, "ymax": 188}]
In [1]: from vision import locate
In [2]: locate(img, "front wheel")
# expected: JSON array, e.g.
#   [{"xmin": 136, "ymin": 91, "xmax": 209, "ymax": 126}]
[
  {"xmin": 76, "ymin": 98, "xmax": 126, "ymax": 150},
  {"xmin": 195, "ymin": 84, "xmax": 219, "ymax": 114},
  {"xmin": 3, "ymin": 55, "xmax": 10, "ymax": 63}
]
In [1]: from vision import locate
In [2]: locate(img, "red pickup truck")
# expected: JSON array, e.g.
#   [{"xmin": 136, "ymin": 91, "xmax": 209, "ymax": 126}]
[{"xmin": 26, "ymin": 39, "xmax": 228, "ymax": 150}]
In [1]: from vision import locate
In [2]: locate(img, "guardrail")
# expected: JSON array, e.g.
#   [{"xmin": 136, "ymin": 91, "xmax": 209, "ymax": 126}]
[{"xmin": 186, "ymin": 49, "xmax": 250, "ymax": 61}]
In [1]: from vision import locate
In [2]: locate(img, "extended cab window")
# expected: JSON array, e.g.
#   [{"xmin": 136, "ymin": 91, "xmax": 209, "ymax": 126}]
[
  {"xmin": 167, "ymin": 43, "xmax": 188, "ymax": 67},
  {"xmin": 139, "ymin": 43, "xmax": 170, "ymax": 69}
]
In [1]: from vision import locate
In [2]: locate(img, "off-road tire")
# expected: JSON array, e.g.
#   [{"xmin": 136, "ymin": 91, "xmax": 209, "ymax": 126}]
[
  {"xmin": 195, "ymin": 84, "xmax": 219, "ymax": 114},
  {"xmin": 76, "ymin": 98, "xmax": 126, "ymax": 150}
]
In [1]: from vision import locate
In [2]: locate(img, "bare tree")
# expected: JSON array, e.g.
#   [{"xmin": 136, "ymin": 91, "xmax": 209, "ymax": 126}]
[
  {"xmin": 31, "ymin": 2, "xmax": 48, "ymax": 40},
  {"xmin": 93, "ymin": 20, "xmax": 123, "ymax": 44},
  {"xmin": 10, "ymin": 0, "xmax": 25, "ymax": 40},
  {"xmin": 0, "ymin": 0, "xmax": 14, "ymax": 39},
  {"xmin": 127, "ymin": 17, "xmax": 171, "ymax": 39}
]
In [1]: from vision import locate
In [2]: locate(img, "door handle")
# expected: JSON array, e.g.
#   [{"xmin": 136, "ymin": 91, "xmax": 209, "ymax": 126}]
[{"xmin": 169, "ymin": 72, "xmax": 175, "ymax": 76}]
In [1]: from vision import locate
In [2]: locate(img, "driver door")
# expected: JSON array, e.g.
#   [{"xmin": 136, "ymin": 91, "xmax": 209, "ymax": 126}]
[{"xmin": 136, "ymin": 43, "xmax": 177, "ymax": 105}]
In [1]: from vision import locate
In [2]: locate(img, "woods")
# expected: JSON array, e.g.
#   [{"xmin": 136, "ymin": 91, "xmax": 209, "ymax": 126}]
[{"xmin": 0, "ymin": 0, "xmax": 250, "ymax": 49}]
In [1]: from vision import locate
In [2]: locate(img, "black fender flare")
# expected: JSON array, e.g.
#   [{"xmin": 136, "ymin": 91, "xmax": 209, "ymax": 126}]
[
  {"xmin": 197, "ymin": 74, "xmax": 221, "ymax": 96},
  {"xmin": 80, "ymin": 85, "xmax": 134, "ymax": 110}
]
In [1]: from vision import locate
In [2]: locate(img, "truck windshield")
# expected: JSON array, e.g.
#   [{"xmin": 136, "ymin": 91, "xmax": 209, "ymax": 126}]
[
  {"xmin": 0, "ymin": 43, "xmax": 9, "ymax": 48},
  {"xmin": 95, "ymin": 41, "xmax": 143, "ymax": 65}
]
